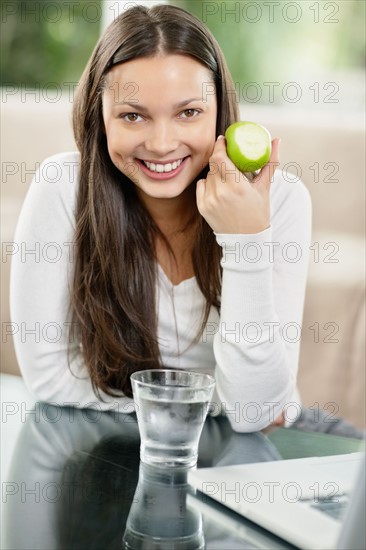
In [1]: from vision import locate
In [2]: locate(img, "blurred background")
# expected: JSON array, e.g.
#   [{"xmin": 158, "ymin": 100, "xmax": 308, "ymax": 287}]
[
  {"xmin": 1, "ymin": 1, "xmax": 365, "ymax": 429},
  {"xmin": 1, "ymin": 0, "xmax": 364, "ymax": 115}
]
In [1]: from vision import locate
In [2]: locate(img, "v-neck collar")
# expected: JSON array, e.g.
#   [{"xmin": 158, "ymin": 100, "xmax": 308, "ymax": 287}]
[{"xmin": 157, "ymin": 263, "xmax": 196, "ymax": 290}]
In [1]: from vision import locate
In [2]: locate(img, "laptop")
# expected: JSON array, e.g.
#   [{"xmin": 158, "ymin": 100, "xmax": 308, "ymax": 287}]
[{"xmin": 188, "ymin": 452, "xmax": 365, "ymax": 550}]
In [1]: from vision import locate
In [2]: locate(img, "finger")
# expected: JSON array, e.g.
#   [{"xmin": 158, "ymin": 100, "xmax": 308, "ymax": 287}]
[
  {"xmin": 208, "ymin": 135, "xmax": 226, "ymax": 173},
  {"xmin": 209, "ymin": 134, "xmax": 249, "ymax": 188},
  {"xmin": 254, "ymin": 137, "xmax": 281, "ymax": 189},
  {"xmin": 209, "ymin": 135, "xmax": 226, "ymax": 162},
  {"xmin": 214, "ymin": 134, "xmax": 226, "ymax": 150},
  {"xmin": 196, "ymin": 178, "xmax": 206, "ymax": 207},
  {"xmin": 269, "ymin": 137, "xmax": 281, "ymax": 166}
]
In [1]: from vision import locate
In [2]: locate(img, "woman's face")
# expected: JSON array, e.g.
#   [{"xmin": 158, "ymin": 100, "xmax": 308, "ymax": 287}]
[{"xmin": 102, "ymin": 54, "xmax": 217, "ymax": 202}]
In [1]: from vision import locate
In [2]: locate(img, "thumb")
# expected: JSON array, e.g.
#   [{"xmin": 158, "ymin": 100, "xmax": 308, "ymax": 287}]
[
  {"xmin": 196, "ymin": 178, "xmax": 206, "ymax": 207},
  {"xmin": 208, "ymin": 134, "xmax": 226, "ymax": 161}
]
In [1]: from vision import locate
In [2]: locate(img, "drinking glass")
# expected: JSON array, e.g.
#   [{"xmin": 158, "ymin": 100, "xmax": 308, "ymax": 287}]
[{"xmin": 130, "ymin": 369, "xmax": 215, "ymax": 467}]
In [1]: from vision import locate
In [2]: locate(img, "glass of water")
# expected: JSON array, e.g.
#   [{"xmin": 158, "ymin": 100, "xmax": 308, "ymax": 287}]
[{"xmin": 130, "ymin": 369, "xmax": 215, "ymax": 467}]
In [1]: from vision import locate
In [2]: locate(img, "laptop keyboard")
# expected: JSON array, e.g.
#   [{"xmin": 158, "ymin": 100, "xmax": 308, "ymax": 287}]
[{"xmin": 310, "ymin": 496, "xmax": 349, "ymax": 521}]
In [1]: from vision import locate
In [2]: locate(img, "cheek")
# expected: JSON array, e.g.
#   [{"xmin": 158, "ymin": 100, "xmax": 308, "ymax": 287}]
[
  {"xmin": 105, "ymin": 141, "xmax": 120, "ymax": 168},
  {"xmin": 104, "ymin": 125, "xmax": 130, "ymax": 161},
  {"xmin": 190, "ymin": 125, "xmax": 216, "ymax": 153},
  {"xmin": 201, "ymin": 133, "xmax": 217, "ymax": 157},
  {"xmin": 199, "ymin": 114, "xmax": 217, "ymax": 151},
  {"xmin": 104, "ymin": 128, "xmax": 139, "ymax": 180}
]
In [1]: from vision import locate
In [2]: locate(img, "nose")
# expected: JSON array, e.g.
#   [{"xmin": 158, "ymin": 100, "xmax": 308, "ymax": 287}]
[{"xmin": 145, "ymin": 120, "xmax": 179, "ymax": 156}]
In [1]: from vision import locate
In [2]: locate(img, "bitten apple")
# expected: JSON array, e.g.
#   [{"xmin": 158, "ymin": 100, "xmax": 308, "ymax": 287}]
[{"xmin": 225, "ymin": 121, "xmax": 272, "ymax": 173}]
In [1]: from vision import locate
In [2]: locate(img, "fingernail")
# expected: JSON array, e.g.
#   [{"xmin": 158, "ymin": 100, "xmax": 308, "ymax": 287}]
[{"xmin": 217, "ymin": 135, "xmax": 225, "ymax": 140}]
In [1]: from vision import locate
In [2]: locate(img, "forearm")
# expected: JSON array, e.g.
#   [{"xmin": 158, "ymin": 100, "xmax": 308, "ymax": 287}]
[
  {"xmin": 213, "ymin": 228, "xmax": 296, "ymax": 432},
  {"xmin": 211, "ymin": 170, "xmax": 312, "ymax": 432}
]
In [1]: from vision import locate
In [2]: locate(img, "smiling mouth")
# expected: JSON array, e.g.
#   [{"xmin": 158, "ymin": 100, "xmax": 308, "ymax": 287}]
[{"xmin": 139, "ymin": 157, "xmax": 187, "ymax": 173}]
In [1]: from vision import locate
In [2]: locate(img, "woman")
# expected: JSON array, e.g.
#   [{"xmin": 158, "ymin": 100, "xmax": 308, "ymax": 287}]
[{"xmin": 10, "ymin": 4, "xmax": 312, "ymax": 432}]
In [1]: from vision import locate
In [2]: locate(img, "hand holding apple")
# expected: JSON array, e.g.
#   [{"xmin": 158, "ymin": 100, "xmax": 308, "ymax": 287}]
[{"xmin": 196, "ymin": 131, "xmax": 280, "ymax": 234}]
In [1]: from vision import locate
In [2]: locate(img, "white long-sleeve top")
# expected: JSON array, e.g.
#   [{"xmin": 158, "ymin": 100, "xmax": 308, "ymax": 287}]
[{"xmin": 10, "ymin": 152, "xmax": 312, "ymax": 432}]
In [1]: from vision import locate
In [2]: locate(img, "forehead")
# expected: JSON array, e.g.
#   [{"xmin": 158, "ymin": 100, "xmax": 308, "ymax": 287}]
[{"xmin": 103, "ymin": 54, "xmax": 215, "ymax": 105}]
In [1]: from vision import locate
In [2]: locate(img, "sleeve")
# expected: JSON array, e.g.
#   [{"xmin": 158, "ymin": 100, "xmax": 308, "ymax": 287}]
[
  {"xmin": 212, "ymin": 170, "xmax": 312, "ymax": 432},
  {"xmin": 9, "ymin": 153, "xmax": 135, "ymax": 413}
]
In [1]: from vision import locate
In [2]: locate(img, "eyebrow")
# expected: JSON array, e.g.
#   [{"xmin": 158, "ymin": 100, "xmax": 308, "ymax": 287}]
[{"xmin": 113, "ymin": 98, "xmax": 205, "ymax": 112}]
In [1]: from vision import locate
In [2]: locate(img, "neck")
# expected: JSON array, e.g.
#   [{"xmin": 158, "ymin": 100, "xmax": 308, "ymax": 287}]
[{"xmin": 137, "ymin": 184, "xmax": 198, "ymax": 236}]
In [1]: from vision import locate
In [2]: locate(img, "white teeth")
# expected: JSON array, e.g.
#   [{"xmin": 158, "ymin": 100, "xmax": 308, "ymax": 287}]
[{"xmin": 143, "ymin": 158, "xmax": 184, "ymax": 173}]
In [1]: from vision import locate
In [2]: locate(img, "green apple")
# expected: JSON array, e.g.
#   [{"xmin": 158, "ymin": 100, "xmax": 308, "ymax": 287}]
[{"xmin": 225, "ymin": 121, "xmax": 272, "ymax": 173}]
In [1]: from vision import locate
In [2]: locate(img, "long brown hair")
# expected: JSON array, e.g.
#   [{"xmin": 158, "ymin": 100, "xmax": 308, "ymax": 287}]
[{"xmin": 71, "ymin": 4, "xmax": 239, "ymax": 398}]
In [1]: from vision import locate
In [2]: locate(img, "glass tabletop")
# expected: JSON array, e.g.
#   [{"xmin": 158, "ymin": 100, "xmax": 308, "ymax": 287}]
[{"xmin": 2, "ymin": 403, "xmax": 362, "ymax": 549}]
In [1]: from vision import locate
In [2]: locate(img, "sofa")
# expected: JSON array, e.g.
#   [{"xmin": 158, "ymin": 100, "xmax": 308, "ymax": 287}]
[{"xmin": 1, "ymin": 93, "xmax": 365, "ymax": 428}]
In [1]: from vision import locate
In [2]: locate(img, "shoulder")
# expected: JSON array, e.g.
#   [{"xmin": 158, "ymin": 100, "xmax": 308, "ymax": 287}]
[
  {"xmin": 19, "ymin": 152, "xmax": 81, "ymax": 230},
  {"xmin": 36, "ymin": 151, "xmax": 80, "ymax": 188},
  {"xmin": 29, "ymin": 151, "xmax": 80, "ymax": 205},
  {"xmin": 270, "ymin": 167, "xmax": 311, "ymax": 206},
  {"xmin": 270, "ymin": 168, "xmax": 312, "ymax": 224}
]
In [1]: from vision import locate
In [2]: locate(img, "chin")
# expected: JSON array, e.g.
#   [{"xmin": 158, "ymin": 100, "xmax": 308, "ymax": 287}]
[{"xmin": 138, "ymin": 179, "xmax": 194, "ymax": 199}]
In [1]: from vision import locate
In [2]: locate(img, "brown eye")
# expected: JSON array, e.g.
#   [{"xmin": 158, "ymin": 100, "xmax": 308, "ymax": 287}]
[
  {"xmin": 120, "ymin": 113, "xmax": 141, "ymax": 122},
  {"xmin": 182, "ymin": 109, "xmax": 197, "ymax": 118},
  {"xmin": 125, "ymin": 113, "xmax": 139, "ymax": 122}
]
